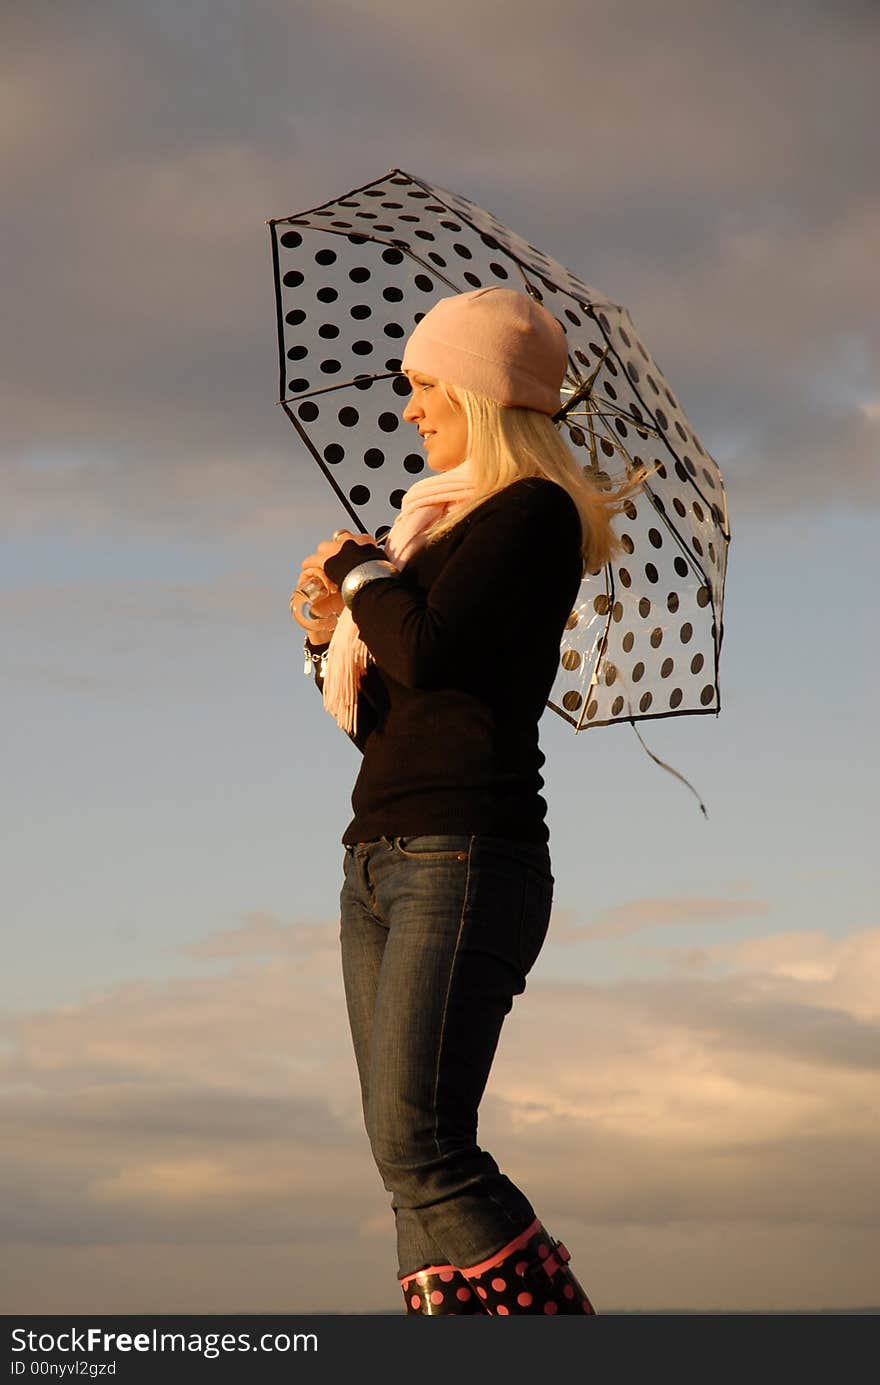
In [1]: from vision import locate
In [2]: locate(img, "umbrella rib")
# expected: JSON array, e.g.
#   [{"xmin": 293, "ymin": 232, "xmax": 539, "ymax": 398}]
[
  {"xmin": 280, "ymin": 402, "xmax": 370, "ymax": 535},
  {"xmin": 278, "ymin": 373, "xmax": 403, "ymax": 407},
  {"xmin": 268, "ymin": 169, "xmax": 405, "ymax": 225},
  {"xmin": 588, "ymin": 311, "xmax": 728, "ymax": 539}
]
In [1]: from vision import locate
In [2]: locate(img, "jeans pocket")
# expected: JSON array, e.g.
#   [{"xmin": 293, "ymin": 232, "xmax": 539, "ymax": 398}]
[
  {"xmin": 519, "ymin": 867, "xmax": 554, "ymax": 976},
  {"xmin": 394, "ymin": 834, "xmax": 472, "ymax": 861}
]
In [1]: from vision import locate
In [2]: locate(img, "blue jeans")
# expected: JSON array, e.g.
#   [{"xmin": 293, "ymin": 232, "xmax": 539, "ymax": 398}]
[{"xmin": 339, "ymin": 833, "xmax": 554, "ymax": 1277}]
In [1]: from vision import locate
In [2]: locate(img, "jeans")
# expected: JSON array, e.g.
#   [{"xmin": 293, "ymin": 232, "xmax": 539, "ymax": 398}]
[{"xmin": 339, "ymin": 833, "xmax": 554, "ymax": 1277}]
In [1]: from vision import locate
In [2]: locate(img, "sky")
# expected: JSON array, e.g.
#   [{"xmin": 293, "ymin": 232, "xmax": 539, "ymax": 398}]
[{"xmin": 2, "ymin": 0, "xmax": 878, "ymax": 1314}]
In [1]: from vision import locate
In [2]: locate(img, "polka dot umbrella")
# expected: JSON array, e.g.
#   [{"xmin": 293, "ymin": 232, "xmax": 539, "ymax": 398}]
[{"xmin": 268, "ymin": 169, "xmax": 729, "ymax": 754}]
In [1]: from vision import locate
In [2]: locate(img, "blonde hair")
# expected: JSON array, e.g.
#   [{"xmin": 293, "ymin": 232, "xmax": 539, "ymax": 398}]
[{"xmin": 424, "ymin": 381, "xmax": 653, "ymax": 573}]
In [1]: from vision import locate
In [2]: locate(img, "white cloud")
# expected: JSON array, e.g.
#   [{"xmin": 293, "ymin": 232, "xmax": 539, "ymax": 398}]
[{"xmin": 2, "ymin": 918, "xmax": 878, "ymax": 1310}]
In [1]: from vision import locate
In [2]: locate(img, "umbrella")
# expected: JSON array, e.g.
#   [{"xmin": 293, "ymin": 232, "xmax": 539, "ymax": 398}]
[{"xmin": 268, "ymin": 169, "xmax": 729, "ymax": 739}]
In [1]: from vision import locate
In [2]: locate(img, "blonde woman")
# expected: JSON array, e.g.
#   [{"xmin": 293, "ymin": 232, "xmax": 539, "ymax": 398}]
[{"xmin": 292, "ymin": 288, "xmax": 645, "ymax": 1315}]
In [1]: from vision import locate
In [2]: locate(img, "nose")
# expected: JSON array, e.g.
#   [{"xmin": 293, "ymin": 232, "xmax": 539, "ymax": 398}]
[{"xmin": 401, "ymin": 388, "xmax": 420, "ymax": 425}]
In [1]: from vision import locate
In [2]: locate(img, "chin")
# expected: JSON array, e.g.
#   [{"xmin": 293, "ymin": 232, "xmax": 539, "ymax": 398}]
[{"xmin": 428, "ymin": 454, "xmax": 466, "ymax": 472}]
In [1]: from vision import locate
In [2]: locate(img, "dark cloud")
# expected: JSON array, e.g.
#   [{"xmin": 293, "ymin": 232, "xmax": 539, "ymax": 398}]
[{"xmin": 1, "ymin": 0, "xmax": 877, "ymax": 539}]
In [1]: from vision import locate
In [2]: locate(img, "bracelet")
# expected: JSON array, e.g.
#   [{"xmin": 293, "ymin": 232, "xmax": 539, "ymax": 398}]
[
  {"xmin": 340, "ymin": 559, "xmax": 398, "ymax": 609},
  {"xmin": 303, "ymin": 637, "xmax": 330, "ymax": 679}
]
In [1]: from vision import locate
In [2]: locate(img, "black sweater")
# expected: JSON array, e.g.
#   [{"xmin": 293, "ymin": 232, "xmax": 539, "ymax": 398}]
[{"xmin": 310, "ymin": 477, "xmax": 583, "ymax": 846}]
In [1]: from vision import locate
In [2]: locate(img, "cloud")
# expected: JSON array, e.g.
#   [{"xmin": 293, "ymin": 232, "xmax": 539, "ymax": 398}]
[
  {"xmin": 1, "ymin": 0, "xmax": 877, "ymax": 543},
  {"xmin": 2, "ymin": 916, "xmax": 879, "ymax": 1309},
  {"xmin": 553, "ymin": 893, "xmax": 768, "ymax": 941}
]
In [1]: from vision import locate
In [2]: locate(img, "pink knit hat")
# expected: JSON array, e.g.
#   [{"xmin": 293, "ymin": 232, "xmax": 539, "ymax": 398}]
[{"xmin": 401, "ymin": 287, "xmax": 568, "ymax": 415}]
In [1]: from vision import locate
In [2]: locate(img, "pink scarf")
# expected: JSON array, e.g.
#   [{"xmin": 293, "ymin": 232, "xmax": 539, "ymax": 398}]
[{"xmin": 321, "ymin": 457, "xmax": 478, "ymax": 734}]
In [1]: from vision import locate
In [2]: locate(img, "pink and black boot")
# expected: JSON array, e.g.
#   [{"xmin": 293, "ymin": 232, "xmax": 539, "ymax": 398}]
[
  {"xmin": 400, "ymin": 1263, "xmax": 487, "ymax": 1315},
  {"xmin": 461, "ymin": 1219, "xmax": 597, "ymax": 1315}
]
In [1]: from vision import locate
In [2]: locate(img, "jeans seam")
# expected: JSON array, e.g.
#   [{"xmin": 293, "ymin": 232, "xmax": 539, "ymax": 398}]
[{"xmin": 430, "ymin": 837, "xmax": 474, "ymax": 1158}]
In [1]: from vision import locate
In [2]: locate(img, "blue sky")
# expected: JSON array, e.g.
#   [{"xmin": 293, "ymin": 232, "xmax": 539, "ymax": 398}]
[{"xmin": 2, "ymin": 0, "xmax": 878, "ymax": 1314}]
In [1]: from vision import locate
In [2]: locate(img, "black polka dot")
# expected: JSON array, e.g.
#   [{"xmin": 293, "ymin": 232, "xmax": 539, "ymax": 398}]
[
  {"xmin": 324, "ymin": 443, "xmax": 343, "ymax": 464},
  {"xmin": 298, "ymin": 401, "xmax": 318, "ymax": 422},
  {"xmin": 697, "ymin": 586, "xmax": 710, "ymax": 607},
  {"xmin": 383, "ymin": 286, "xmax": 404, "ymax": 303},
  {"xmin": 287, "ymin": 377, "xmax": 309, "ymax": 393},
  {"xmin": 349, "ymin": 267, "xmax": 371, "ymax": 283},
  {"xmin": 639, "ymin": 691, "xmax": 652, "ymax": 712},
  {"xmin": 661, "ymin": 657, "xmax": 674, "ymax": 677},
  {"xmin": 339, "ymin": 407, "xmax": 359, "ymax": 427},
  {"xmin": 562, "ymin": 691, "xmax": 582, "ymax": 712},
  {"xmin": 669, "ymin": 688, "xmax": 683, "ymax": 708},
  {"xmin": 285, "ymin": 308, "xmax": 306, "ymax": 326},
  {"xmin": 350, "ymin": 485, "xmax": 370, "ymax": 505},
  {"xmin": 320, "ymin": 359, "xmax": 341, "ymax": 374},
  {"xmin": 690, "ymin": 653, "xmax": 704, "ymax": 674},
  {"xmin": 384, "ymin": 323, "xmax": 405, "ymax": 339},
  {"xmin": 378, "ymin": 412, "xmax": 399, "ymax": 433},
  {"xmin": 618, "ymin": 567, "xmax": 631, "ymax": 588},
  {"xmin": 390, "ymin": 488, "xmax": 406, "ymax": 509},
  {"xmin": 351, "ymin": 304, "xmax": 371, "ymax": 319},
  {"xmin": 352, "ymin": 340, "xmax": 373, "ymax": 355},
  {"xmin": 700, "ymin": 684, "xmax": 714, "ymax": 706},
  {"xmin": 382, "ymin": 248, "xmax": 404, "ymax": 265},
  {"xmin": 612, "ymin": 695, "xmax": 624, "ymax": 716},
  {"xmin": 403, "ymin": 454, "xmax": 424, "ymax": 474},
  {"xmin": 317, "ymin": 287, "xmax": 338, "ymax": 303},
  {"xmin": 645, "ymin": 563, "xmax": 659, "ymax": 583},
  {"xmin": 648, "ymin": 528, "xmax": 663, "ymax": 548},
  {"xmin": 679, "ymin": 622, "xmax": 693, "ymax": 643},
  {"xmin": 674, "ymin": 557, "xmax": 689, "ymax": 578},
  {"xmin": 587, "ymin": 700, "xmax": 599, "ymax": 720},
  {"xmin": 315, "ymin": 249, "xmax": 336, "ymax": 266},
  {"xmin": 650, "ymin": 628, "xmax": 663, "ymax": 648},
  {"xmin": 622, "ymin": 631, "xmax": 635, "ymax": 653},
  {"xmin": 283, "ymin": 270, "xmax": 303, "ymax": 288},
  {"xmin": 364, "ymin": 448, "xmax": 385, "ymax": 468},
  {"xmin": 280, "ymin": 230, "xmax": 302, "ymax": 248},
  {"xmin": 667, "ymin": 592, "xmax": 680, "ymax": 612},
  {"xmin": 287, "ymin": 345, "xmax": 308, "ymax": 361},
  {"xmin": 414, "ymin": 274, "xmax": 434, "ymax": 291},
  {"xmin": 594, "ymin": 595, "xmax": 610, "ymax": 615},
  {"xmin": 632, "ymin": 661, "xmax": 645, "ymax": 683}
]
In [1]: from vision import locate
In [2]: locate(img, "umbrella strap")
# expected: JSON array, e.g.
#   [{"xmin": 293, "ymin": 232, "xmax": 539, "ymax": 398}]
[{"xmin": 628, "ymin": 718, "xmax": 709, "ymax": 820}]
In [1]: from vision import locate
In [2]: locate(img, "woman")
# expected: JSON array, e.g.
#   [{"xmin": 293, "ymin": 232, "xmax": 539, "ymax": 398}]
[{"xmin": 292, "ymin": 288, "xmax": 645, "ymax": 1315}]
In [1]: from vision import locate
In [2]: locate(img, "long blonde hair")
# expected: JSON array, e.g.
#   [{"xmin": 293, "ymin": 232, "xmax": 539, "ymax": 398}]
[{"xmin": 425, "ymin": 382, "xmax": 652, "ymax": 573}]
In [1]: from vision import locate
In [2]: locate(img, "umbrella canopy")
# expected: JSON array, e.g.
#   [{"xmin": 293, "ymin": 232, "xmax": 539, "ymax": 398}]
[{"xmin": 269, "ymin": 169, "xmax": 729, "ymax": 733}]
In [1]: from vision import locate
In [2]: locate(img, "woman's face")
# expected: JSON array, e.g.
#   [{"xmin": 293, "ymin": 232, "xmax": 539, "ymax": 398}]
[{"xmin": 401, "ymin": 371, "xmax": 469, "ymax": 472}]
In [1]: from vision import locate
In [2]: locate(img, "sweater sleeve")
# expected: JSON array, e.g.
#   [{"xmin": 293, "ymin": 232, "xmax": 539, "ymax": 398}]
[{"xmin": 325, "ymin": 480, "xmax": 583, "ymax": 691}]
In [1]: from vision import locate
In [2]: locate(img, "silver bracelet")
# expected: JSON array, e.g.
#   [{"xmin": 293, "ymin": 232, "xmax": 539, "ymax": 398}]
[
  {"xmin": 340, "ymin": 559, "xmax": 398, "ymax": 608},
  {"xmin": 303, "ymin": 636, "xmax": 329, "ymax": 679}
]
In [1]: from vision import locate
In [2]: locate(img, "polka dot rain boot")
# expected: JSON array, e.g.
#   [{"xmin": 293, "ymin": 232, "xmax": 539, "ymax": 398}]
[
  {"xmin": 399, "ymin": 1264, "xmax": 487, "ymax": 1315},
  {"xmin": 461, "ymin": 1218, "xmax": 597, "ymax": 1315}
]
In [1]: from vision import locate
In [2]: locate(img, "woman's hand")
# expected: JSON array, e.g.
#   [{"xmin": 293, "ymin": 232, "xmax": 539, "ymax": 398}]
[{"xmin": 291, "ymin": 529, "xmax": 378, "ymax": 640}]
